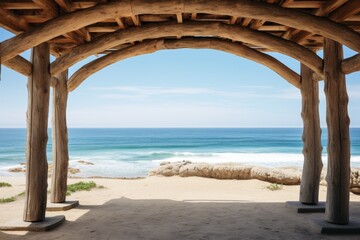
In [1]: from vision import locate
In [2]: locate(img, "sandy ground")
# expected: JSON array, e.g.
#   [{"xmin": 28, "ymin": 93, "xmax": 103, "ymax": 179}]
[{"xmin": 1, "ymin": 175, "xmax": 360, "ymax": 240}]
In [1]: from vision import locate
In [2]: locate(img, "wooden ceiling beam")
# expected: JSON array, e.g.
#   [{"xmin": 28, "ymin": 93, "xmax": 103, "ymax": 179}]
[
  {"xmin": 50, "ymin": 22, "xmax": 323, "ymax": 77},
  {"xmin": 68, "ymin": 38, "xmax": 301, "ymax": 92},
  {"xmin": 285, "ymin": 1, "xmax": 326, "ymax": 8},
  {"xmin": 229, "ymin": 16, "xmax": 238, "ymax": 24},
  {"xmin": 131, "ymin": 15, "xmax": 141, "ymax": 26},
  {"xmin": 176, "ymin": 13, "xmax": 183, "ymax": 23},
  {"xmin": 3, "ymin": 0, "xmax": 360, "ymax": 62},
  {"xmin": 241, "ymin": 18, "xmax": 252, "ymax": 27},
  {"xmin": 330, "ymin": 0, "xmax": 360, "ymax": 21},
  {"xmin": 258, "ymin": 25, "xmax": 289, "ymax": 31},
  {"xmin": 191, "ymin": 13, "xmax": 197, "ymax": 20},
  {"xmin": 0, "ymin": 8, "xmax": 30, "ymax": 33},
  {"xmin": 2, "ymin": 56, "xmax": 32, "ymax": 76},
  {"xmin": 287, "ymin": 0, "xmax": 348, "ymax": 43},
  {"xmin": 115, "ymin": 18, "xmax": 125, "ymax": 29},
  {"xmin": 54, "ymin": 0, "xmax": 73, "ymax": 12},
  {"xmin": 32, "ymin": 0, "xmax": 59, "ymax": 17},
  {"xmin": 88, "ymin": 26, "xmax": 118, "ymax": 32},
  {"xmin": 0, "ymin": 2, "xmax": 41, "ymax": 10}
]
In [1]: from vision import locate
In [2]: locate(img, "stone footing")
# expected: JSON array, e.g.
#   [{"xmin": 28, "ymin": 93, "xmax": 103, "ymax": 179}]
[
  {"xmin": 0, "ymin": 215, "xmax": 65, "ymax": 232},
  {"xmin": 46, "ymin": 200, "xmax": 79, "ymax": 211},
  {"xmin": 312, "ymin": 218, "xmax": 360, "ymax": 234},
  {"xmin": 286, "ymin": 201, "xmax": 325, "ymax": 213}
]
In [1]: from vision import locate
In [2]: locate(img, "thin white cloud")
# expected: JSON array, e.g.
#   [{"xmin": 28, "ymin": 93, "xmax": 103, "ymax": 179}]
[{"xmin": 94, "ymin": 85, "xmax": 284, "ymax": 100}]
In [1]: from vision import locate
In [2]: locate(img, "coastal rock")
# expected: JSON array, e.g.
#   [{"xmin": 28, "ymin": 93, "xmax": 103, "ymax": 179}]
[
  {"xmin": 150, "ymin": 161, "xmax": 300, "ymax": 185},
  {"xmin": 8, "ymin": 167, "xmax": 25, "ymax": 173},
  {"xmin": 68, "ymin": 167, "xmax": 81, "ymax": 174},
  {"xmin": 149, "ymin": 160, "xmax": 191, "ymax": 177},
  {"xmin": 78, "ymin": 160, "xmax": 94, "ymax": 165},
  {"xmin": 179, "ymin": 163, "xmax": 212, "ymax": 178},
  {"xmin": 210, "ymin": 164, "xmax": 252, "ymax": 179},
  {"xmin": 250, "ymin": 166, "xmax": 300, "ymax": 185},
  {"xmin": 350, "ymin": 169, "xmax": 360, "ymax": 195}
]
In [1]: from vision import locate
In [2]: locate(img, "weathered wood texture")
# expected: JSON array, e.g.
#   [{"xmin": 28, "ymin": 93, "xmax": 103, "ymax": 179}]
[
  {"xmin": 2, "ymin": 0, "xmax": 360, "ymax": 63},
  {"xmin": 299, "ymin": 64, "xmax": 323, "ymax": 205},
  {"xmin": 342, "ymin": 54, "xmax": 360, "ymax": 74},
  {"xmin": 52, "ymin": 22, "xmax": 323, "ymax": 77},
  {"xmin": 2, "ymin": 56, "xmax": 32, "ymax": 76},
  {"xmin": 68, "ymin": 38, "xmax": 300, "ymax": 91},
  {"xmin": 324, "ymin": 39, "xmax": 351, "ymax": 225},
  {"xmin": 51, "ymin": 70, "xmax": 69, "ymax": 203},
  {"xmin": 24, "ymin": 43, "xmax": 50, "ymax": 222}
]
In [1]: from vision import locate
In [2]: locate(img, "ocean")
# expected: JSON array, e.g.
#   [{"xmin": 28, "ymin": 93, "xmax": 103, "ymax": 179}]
[{"xmin": 0, "ymin": 128, "xmax": 360, "ymax": 177}]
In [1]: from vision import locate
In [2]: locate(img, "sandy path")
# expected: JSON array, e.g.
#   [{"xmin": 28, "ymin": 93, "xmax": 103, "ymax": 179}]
[{"xmin": 1, "ymin": 176, "xmax": 360, "ymax": 240}]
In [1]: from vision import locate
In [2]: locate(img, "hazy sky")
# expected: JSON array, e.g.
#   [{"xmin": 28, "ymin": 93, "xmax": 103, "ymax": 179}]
[{"xmin": 1, "ymin": 28, "xmax": 360, "ymax": 128}]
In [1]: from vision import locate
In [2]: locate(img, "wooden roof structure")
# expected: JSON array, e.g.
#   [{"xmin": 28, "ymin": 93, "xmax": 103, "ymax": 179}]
[
  {"xmin": 0, "ymin": 0, "xmax": 360, "ymax": 233},
  {"xmin": 1, "ymin": 0, "xmax": 360, "ymax": 90}
]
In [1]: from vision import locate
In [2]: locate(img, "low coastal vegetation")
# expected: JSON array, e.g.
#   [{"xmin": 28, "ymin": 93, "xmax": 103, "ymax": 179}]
[
  {"xmin": 0, "ymin": 191, "xmax": 25, "ymax": 204},
  {"xmin": 0, "ymin": 182, "xmax": 12, "ymax": 187},
  {"xmin": 66, "ymin": 181, "xmax": 104, "ymax": 196},
  {"xmin": 266, "ymin": 183, "xmax": 283, "ymax": 191}
]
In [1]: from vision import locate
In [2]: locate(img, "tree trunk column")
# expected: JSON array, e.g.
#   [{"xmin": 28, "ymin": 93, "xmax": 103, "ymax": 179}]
[
  {"xmin": 324, "ymin": 38, "xmax": 351, "ymax": 225},
  {"xmin": 51, "ymin": 70, "xmax": 69, "ymax": 203},
  {"xmin": 24, "ymin": 43, "xmax": 50, "ymax": 222},
  {"xmin": 300, "ymin": 64, "xmax": 323, "ymax": 205}
]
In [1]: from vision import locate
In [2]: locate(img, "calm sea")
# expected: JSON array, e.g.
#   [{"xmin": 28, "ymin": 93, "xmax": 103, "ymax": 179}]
[{"xmin": 0, "ymin": 128, "xmax": 360, "ymax": 177}]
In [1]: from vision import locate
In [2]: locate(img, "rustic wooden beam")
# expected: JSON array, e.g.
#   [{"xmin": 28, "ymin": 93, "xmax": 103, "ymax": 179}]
[
  {"xmin": 51, "ymin": 22, "xmax": 323, "ymax": 78},
  {"xmin": 283, "ymin": 0, "xmax": 347, "ymax": 43},
  {"xmin": 2, "ymin": 0, "xmax": 360, "ymax": 63},
  {"xmin": 324, "ymin": 38, "xmax": 350, "ymax": 225},
  {"xmin": 0, "ymin": 2, "xmax": 41, "ymax": 10},
  {"xmin": 54, "ymin": 0, "xmax": 73, "ymax": 12},
  {"xmin": 300, "ymin": 63, "xmax": 323, "ymax": 205},
  {"xmin": 67, "ymin": 38, "xmax": 300, "ymax": 92},
  {"xmin": 2, "ymin": 56, "xmax": 32, "ymax": 76},
  {"xmin": 342, "ymin": 54, "xmax": 360, "ymax": 74},
  {"xmin": 24, "ymin": 43, "xmax": 50, "ymax": 222},
  {"xmin": 131, "ymin": 15, "xmax": 141, "ymax": 26},
  {"xmin": 115, "ymin": 18, "xmax": 125, "ymax": 29},
  {"xmin": 329, "ymin": 0, "xmax": 360, "ymax": 22},
  {"xmin": 229, "ymin": 16, "xmax": 238, "ymax": 24},
  {"xmin": 0, "ymin": 7, "xmax": 30, "ymax": 33},
  {"xmin": 176, "ymin": 13, "xmax": 183, "ymax": 23},
  {"xmin": 191, "ymin": 13, "xmax": 197, "ymax": 20},
  {"xmin": 50, "ymin": 70, "xmax": 69, "ymax": 204},
  {"xmin": 286, "ymin": 1, "xmax": 326, "ymax": 9},
  {"xmin": 33, "ymin": 0, "xmax": 59, "ymax": 17}
]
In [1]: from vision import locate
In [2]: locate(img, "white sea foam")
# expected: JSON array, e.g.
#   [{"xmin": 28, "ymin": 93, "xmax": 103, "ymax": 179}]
[{"xmin": 1, "ymin": 153, "xmax": 360, "ymax": 177}]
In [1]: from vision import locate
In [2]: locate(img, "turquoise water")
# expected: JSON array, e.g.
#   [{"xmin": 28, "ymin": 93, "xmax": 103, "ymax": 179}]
[{"xmin": 1, "ymin": 128, "xmax": 360, "ymax": 177}]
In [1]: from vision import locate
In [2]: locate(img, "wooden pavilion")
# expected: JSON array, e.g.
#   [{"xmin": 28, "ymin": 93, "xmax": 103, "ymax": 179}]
[{"xmin": 0, "ymin": 0, "xmax": 360, "ymax": 233}]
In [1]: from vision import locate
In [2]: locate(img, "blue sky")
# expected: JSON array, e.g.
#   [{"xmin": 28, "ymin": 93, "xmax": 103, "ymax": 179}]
[{"xmin": 1, "ymin": 28, "xmax": 360, "ymax": 128}]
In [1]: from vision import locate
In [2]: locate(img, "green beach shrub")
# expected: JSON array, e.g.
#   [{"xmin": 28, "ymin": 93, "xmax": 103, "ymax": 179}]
[
  {"xmin": 0, "ymin": 196, "xmax": 16, "ymax": 203},
  {"xmin": 66, "ymin": 181, "xmax": 97, "ymax": 196},
  {"xmin": 0, "ymin": 191, "xmax": 26, "ymax": 204},
  {"xmin": 0, "ymin": 182, "xmax": 12, "ymax": 187},
  {"xmin": 266, "ymin": 183, "xmax": 283, "ymax": 191}
]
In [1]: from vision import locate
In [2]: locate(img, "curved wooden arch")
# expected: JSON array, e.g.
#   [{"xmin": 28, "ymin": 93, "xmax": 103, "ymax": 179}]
[
  {"xmin": 1, "ymin": 0, "xmax": 360, "ymax": 63},
  {"xmin": 52, "ymin": 22, "xmax": 323, "ymax": 78},
  {"xmin": 68, "ymin": 38, "xmax": 301, "ymax": 92}
]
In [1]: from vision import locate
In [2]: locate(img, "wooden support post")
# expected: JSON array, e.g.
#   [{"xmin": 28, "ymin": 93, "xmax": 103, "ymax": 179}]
[
  {"xmin": 300, "ymin": 64, "xmax": 323, "ymax": 205},
  {"xmin": 24, "ymin": 43, "xmax": 50, "ymax": 222},
  {"xmin": 50, "ymin": 70, "xmax": 69, "ymax": 203},
  {"xmin": 324, "ymin": 38, "xmax": 350, "ymax": 225}
]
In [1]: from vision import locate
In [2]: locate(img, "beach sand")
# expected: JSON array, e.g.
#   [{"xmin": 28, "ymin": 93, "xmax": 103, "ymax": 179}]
[{"xmin": 1, "ymin": 175, "xmax": 360, "ymax": 239}]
